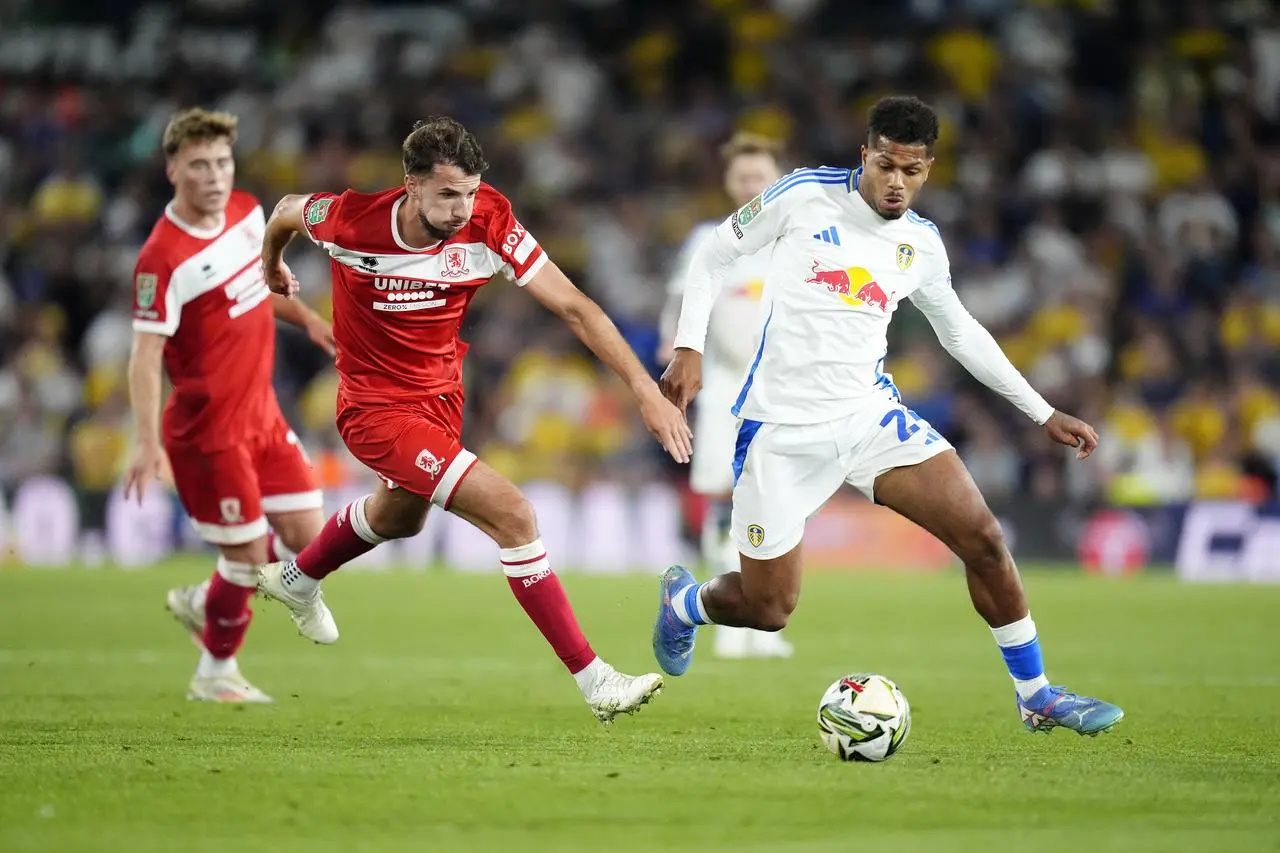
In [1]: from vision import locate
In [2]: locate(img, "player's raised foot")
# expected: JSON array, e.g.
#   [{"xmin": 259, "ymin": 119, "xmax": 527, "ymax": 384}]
[
  {"xmin": 255, "ymin": 561, "xmax": 339, "ymax": 644},
  {"xmin": 1018, "ymin": 685, "xmax": 1124, "ymax": 736},
  {"xmin": 582, "ymin": 663, "xmax": 663, "ymax": 724},
  {"xmin": 748, "ymin": 630, "xmax": 795, "ymax": 660},
  {"xmin": 165, "ymin": 582, "xmax": 208, "ymax": 642},
  {"xmin": 653, "ymin": 565, "xmax": 699, "ymax": 676},
  {"xmin": 187, "ymin": 672, "xmax": 273, "ymax": 704}
]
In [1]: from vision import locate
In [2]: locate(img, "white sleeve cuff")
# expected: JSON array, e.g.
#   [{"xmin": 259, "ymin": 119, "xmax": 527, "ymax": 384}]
[{"xmin": 514, "ymin": 252, "xmax": 549, "ymax": 286}]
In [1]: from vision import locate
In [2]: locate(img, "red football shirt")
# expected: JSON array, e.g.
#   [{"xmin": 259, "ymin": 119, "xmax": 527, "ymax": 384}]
[
  {"xmin": 301, "ymin": 184, "xmax": 547, "ymax": 404},
  {"xmin": 132, "ymin": 189, "xmax": 281, "ymax": 451}
]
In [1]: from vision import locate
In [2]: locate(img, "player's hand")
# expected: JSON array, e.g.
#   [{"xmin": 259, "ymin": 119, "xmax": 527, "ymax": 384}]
[
  {"xmin": 305, "ymin": 315, "xmax": 337, "ymax": 358},
  {"xmin": 637, "ymin": 384, "xmax": 693, "ymax": 463},
  {"xmin": 1044, "ymin": 410, "xmax": 1099, "ymax": 460},
  {"xmin": 263, "ymin": 257, "xmax": 300, "ymax": 299},
  {"xmin": 659, "ymin": 348, "xmax": 702, "ymax": 414},
  {"xmin": 123, "ymin": 443, "xmax": 167, "ymax": 504}
]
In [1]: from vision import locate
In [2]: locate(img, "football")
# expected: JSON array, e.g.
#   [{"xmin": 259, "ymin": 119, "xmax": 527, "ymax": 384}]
[{"xmin": 817, "ymin": 673, "xmax": 911, "ymax": 762}]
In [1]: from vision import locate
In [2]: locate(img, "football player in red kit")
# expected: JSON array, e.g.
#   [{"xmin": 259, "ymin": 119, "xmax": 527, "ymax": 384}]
[
  {"xmin": 125, "ymin": 108, "xmax": 335, "ymax": 703},
  {"xmin": 256, "ymin": 116, "xmax": 692, "ymax": 722}
]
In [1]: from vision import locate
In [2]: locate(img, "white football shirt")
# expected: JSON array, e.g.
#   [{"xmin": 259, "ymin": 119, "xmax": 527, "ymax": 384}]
[{"xmin": 673, "ymin": 166, "xmax": 1054, "ymax": 427}]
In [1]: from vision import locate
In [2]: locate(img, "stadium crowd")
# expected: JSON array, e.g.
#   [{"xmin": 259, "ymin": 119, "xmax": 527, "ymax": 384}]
[{"xmin": 1, "ymin": 0, "xmax": 1279, "ymax": 538}]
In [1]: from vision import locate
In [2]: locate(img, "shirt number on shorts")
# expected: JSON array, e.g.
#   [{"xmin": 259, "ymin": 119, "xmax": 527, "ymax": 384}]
[{"xmin": 880, "ymin": 408, "xmax": 943, "ymax": 445}]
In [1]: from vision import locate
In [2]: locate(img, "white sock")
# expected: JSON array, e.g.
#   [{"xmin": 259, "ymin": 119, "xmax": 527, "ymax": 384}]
[
  {"xmin": 991, "ymin": 614, "xmax": 1050, "ymax": 700},
  {"xmin": 280, "ymin": 560, "xmax": 319, "ymax": 598},
  {"xmin": 1014, "ymin": 678, "xmax": 1050, "ymax": 700},
  {"xmin": 196, "ymin": 649, "xmax": 238, "ymax": 679},
  {"xmin": 670, "ymin": 583, "xmax": 711, "ymax": 626},
  {"xmin": 572, "ymin": 656, "xmax": 606, "ymax": 695}
]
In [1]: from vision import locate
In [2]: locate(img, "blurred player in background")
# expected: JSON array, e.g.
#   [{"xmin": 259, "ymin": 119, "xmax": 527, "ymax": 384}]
[
  {"xmin": 255, "ymin": 116, "xmax": 691, "ymax": 723},
  {"xmin": 125, "ymin": 109, "xmax": 336, "ymax": 703},
  {"xmin": 657, "ymin": 96, "xmax": 1123, "ymax": 736},
  {"xmin": 659, "ymin": 133, "xmax": 793, "ymax": 661}
]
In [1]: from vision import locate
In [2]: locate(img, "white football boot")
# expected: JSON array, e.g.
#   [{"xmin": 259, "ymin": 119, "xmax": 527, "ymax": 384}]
[
  {"xmin": 187, "ymin": 672, "xmax": 273, "ymax": 703},
  {"xmin": 580, "ymin": 661, "xmax": 664, "ymax": 724},
  {"xmin": 165, "ymin": 581, "xmax": 209, "ymax": 643},
  {"xmin": 713, "ymin": 625, "xmax": 751, "ymax": 659},
  {"xmin": 748, "ymin": 630, "xmax": 795, "ymax": 659},
  {"xmin": 254, "ymin": 561, "xmax": 340, "ymax": 644}
]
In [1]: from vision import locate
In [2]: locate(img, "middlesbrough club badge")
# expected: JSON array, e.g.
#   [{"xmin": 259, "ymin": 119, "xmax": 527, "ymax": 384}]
[{"xmin": 441, "ymin": 246, "xmax": 469, "ymax": 278}]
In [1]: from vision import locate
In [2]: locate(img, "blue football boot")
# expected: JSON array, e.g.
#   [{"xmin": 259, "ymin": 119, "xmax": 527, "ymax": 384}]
[
  {"xmin": 652, "ymin": 565, "xmax": 699, "ymax": 676},
  {"xmin": 1018, "ymin": 685, "xmax": 1124, "ymax": 736}
]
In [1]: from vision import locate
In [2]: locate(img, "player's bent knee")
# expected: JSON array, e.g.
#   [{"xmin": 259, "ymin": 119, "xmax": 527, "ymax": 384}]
[
  {"xmin": 220, "ymin": 538, "xmax": 268, "ymax": 568},
  {"xmin": 365, "ymin": 493, "xmax": 429, "ymax": 540},
  {"xmin": 754, "ymin": 604, "xmax": 793, "ymax": 633},
  {"xmin": 378, "ymin": 511, "xmax": 428, "ymax": 540},
  {"xmin": 959, "ymin": 513, "xmax": 1008, "ymax": 572},
  {"xmin": 273, "ymin": 509, "xmax": 325, "ymax": 554},
  {"xmin": 494, "ymin": 495, "xmax": 539, "ymax": 547},
  {"xmin": 745, "ymin": 589, "xmax": 798, "ymax": 632}
]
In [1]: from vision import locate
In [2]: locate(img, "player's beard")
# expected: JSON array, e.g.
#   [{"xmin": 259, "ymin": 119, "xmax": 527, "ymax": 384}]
[
  {"xmin": 858, "ymin": 182, "xmax": 907, "ymax": 220},
  {"xmin": 419, "ymin": 213, "xmax": 462, "ymax": 242}
]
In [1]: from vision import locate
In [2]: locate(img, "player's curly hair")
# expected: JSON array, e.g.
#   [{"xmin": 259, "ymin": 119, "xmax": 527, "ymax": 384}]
[
  {"xmin": 867, "ymin": 96, "xmax": 940, "ymax": 152},
  {"xmin": 162, "ymin": 108, "xmax": 238, "ymax": 158},
  {"xmin": 403, "ymin": 116, "xmax": 489, "ymax": 177}
]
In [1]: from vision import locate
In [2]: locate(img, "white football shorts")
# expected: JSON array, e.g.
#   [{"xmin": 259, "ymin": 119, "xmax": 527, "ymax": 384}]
[{"xmin": 730, "ymin": 398, "xmax": 953, "ymax": 560}]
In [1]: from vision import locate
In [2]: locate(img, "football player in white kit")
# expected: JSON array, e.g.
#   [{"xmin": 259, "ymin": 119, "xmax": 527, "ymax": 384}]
[
  {"xmin": 654, "ymin": 96, "xmax": 1123, "ymax": 736},
  {"xmin": 659, "ymin": 133, "xmax": 793, "ymax": 660}
]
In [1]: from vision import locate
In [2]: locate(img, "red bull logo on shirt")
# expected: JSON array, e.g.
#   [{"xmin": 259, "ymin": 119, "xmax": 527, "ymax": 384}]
[
  {"xmin": 728, "ymin": 278, "xmax": 766, "ymax": 301},
  {"xmin": 804, "ymin": 261, "xmax": 892, "ymax": 311}
]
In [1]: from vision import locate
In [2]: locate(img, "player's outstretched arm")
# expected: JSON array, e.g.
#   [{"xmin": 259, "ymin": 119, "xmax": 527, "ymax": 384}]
[
  {"xmin": 523, "ymin": 261, "xmax": 692, "ymax": 463},
  {"xmin": 661, "ymin": 232, "xmax": 739, "ymax": 414},
  {"xmin": 665, "ymin": 185, "xmax": 789, "ymax": 412},
  {"xmin": 123, "ymin": 331, "xmax": 170, "ymax": 503},
  {"xmin": 261, "ymin": 193, "xmax": 310, "ymax": 299},
  {"xmin": 909, "ymin": 280, "xmax": 1098, "ymax": 459}
]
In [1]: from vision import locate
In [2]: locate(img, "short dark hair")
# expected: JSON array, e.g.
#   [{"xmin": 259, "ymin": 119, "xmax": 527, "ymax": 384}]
[
  {"xmin": 402, "ymin": 116, "xmax": 489, "ymax": 177},
  {"xmin": 867, "ymin": 96, "xmax": 940, "ymax": 152}
]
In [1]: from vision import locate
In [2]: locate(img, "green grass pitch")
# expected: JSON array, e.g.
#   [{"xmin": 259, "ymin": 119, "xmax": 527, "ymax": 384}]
[{"xmin": 1, "ymin": 561, "xmax": 1278, "ymax": 852}]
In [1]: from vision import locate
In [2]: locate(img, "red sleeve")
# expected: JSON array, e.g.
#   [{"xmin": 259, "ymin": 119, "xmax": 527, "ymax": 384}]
[
  {"xmin": 131, "ymin": 246, "xmax": 180, "ymax": 336},
  {"xmin": 484, "ymin": 190, "xmax": 548, "ymax": 286},
  {"xmin": 302, "ymin": 192, "xmax": 344, "ymax": 246}
]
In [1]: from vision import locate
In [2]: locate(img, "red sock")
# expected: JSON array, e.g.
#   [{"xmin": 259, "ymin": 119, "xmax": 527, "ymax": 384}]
[
  {"xmin": 294, "ymin": 496, "xmax": 384, "ymax": 579},
  {"xmin": 202, "ymin": 562, "xmax": 255, "ymax": 659},
  {"xmin": 501, "ymin": 541, "xmax": 595, "ymax": 673}
]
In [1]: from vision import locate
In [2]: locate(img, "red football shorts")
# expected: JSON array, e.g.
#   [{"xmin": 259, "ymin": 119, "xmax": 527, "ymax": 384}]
[
  {"xmin": 166, "ymin": 419, "xmax": 322, "ymax": 546},
  {"xmin": 336, "ymin": 390, "xmax": 478, "ymax": 509}
]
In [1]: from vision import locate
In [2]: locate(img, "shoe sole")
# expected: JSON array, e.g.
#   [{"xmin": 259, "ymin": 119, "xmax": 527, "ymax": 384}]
[
  {"xmin": 186, "ymin": 690, "xmax": 274, "ymax": 704},
  {"xmin": 595, "ymin": 678, "xmax": 664, "ymax": 725},
  {"xmin": 1024, "ymin": 710, "xmax": 1125, "ymax": 737},
  {"xmin": 653, "ymin": 569, "xmax": 695, "ymax": 677}
]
